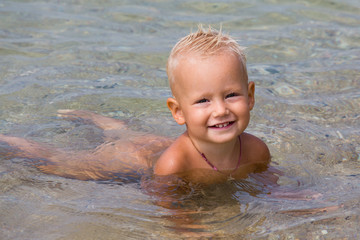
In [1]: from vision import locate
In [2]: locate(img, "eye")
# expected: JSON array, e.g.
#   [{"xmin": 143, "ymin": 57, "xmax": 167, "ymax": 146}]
[
  {"xmin": 196, "ymin": 98, "xmax": 209, "ymax": 104},
  {"xmin": 225, "ymin": 92, "xmax": 239, "ymax": 98}
]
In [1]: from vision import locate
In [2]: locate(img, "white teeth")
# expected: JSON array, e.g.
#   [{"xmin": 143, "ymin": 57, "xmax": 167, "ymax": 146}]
[{"xmin": 215, "ymin": 122, "xmax": 229, "ymax": 128}]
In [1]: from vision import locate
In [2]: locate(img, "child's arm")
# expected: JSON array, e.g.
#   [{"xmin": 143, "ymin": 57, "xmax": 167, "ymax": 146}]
[
  {"xmin": 153, "ymin": 135, "xmax": 189, "ymax": 176},
  {"xmin": 241, "ymin": 132, "xmax": 271, "ymax": 165}
]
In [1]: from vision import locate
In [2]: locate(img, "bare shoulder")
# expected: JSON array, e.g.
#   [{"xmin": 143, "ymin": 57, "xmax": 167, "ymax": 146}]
[
  {"xmin": 241, "ymin": 132, "xmax": 271, "ymax": 164},
  {"xmin": 153, "ymin": 134, "xmax": 189, "ymax": 176}
]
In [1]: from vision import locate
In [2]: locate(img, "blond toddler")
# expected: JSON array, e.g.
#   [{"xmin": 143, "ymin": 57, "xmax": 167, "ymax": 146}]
[{"xmin": 0, "ymin": 26, "xmax": 270, "ymax": 184}]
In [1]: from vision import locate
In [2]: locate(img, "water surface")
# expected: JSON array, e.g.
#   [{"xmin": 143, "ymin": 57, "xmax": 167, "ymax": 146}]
[{"xmin": 0, "ymin": 0, "xmax": 359, "ymax": 239}]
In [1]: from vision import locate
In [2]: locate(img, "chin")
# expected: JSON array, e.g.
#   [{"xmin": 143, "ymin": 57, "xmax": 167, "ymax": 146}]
[{"xmin": 208, "ymin": 134, "xmax": 239, "ymax": 144}]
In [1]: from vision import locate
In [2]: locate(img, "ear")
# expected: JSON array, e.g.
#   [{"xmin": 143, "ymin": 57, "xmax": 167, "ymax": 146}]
[
  {"xmin": 247, "ymin": 81, "xmax": 255, "ymax": 110},
  {"xmin": 167, "ymin": 97, "xmax": 186, "ymax": 125}
]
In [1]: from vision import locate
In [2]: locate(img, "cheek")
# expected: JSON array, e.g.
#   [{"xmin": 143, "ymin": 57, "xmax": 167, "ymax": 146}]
[
  {"xmin": 184, "ymin": 108, "xmax": 208, "ymax": 124},
  {"xmin": 233, "ymin": 100, "xmax": 248, "ymax": 110},
  {"xmin": 233, "ymin": 102, "xmax": 251, "ymax": 117}
]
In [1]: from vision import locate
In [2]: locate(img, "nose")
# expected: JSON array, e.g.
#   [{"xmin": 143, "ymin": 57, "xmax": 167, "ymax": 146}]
[{"xmin": 212, "ymin": 100, "xmax": 229, "ymax": 118}]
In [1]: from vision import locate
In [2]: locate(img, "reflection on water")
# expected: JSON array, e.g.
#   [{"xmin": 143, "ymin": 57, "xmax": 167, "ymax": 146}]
[{"xmin": 0, "ymin": 0, "xmax": 359, "ymax": 239}]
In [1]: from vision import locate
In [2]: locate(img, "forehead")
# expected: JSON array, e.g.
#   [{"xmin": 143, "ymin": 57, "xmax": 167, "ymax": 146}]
[
  {"xmin": 177, "ymin": 50, "xmax": 244, "ymax": 70},
  {"xmin": 175, "ymin": 52, "xmax": 246, "ymax": 81},
  {"xmin": 172, "ymin": 52, "xmax": 247, "ymax": 97}
]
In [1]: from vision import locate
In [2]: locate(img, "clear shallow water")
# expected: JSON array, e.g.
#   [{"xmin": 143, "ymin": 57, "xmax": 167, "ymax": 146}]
[{"xmin": 0, "ymin": 0, "xmax": 359, "ymax": 239}]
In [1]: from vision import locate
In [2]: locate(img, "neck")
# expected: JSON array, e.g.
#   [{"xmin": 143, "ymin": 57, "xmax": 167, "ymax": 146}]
[{"xmin": 187, "ymin": 132, "xmax": 240, "ymax": 170}]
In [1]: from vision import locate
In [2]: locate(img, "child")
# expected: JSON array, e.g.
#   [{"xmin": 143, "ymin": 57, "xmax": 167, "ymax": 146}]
[
  {"xmin": 0, "ymin": 26, "xmax": 270, "ymax": 184},
  {"xmin": 154, "ymin": 26, "xmax": 270, "ymax": 183}
]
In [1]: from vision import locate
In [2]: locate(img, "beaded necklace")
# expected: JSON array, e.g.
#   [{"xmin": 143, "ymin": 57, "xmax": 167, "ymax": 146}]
[{"xmin": 192, "ymin": 136, "xmax": 242, "ymax": 181}]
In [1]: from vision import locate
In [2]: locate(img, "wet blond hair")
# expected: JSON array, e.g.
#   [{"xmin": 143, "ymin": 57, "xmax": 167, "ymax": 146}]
[{"xmin": 167, "ymin": 25, "xmax": 248, "ymax": 93}]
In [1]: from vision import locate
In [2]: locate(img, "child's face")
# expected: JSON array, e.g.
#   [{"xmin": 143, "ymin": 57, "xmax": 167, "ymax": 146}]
[{"xmin": 168, "ymin": 52, "xmax": 255, "ymax": 144}]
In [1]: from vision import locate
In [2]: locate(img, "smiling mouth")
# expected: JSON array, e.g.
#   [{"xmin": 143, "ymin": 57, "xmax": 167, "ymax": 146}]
[{"xmin": 210, "ymin": 121, "xmax": 234, "ymax": 128}]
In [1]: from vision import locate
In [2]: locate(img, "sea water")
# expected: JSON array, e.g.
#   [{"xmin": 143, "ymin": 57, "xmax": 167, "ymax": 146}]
[{"xmin": 0, "ymin": 0, "xmax": 359, "ymax": 239}]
